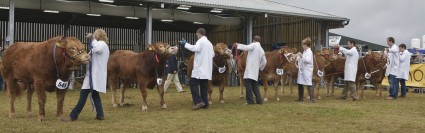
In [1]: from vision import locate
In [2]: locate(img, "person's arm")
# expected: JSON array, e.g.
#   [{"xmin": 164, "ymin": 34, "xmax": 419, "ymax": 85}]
[
  {"xmin": 237, "ymin": 43, "xmax": 254, "ymax": 51},
  {"xmin": 184, "ymin": 41, "xmax": 202, "ymax": 53},
  {"xmin": 388, "ymin": 45, "xmax": 398, "ymax": 53},
  {"xmin": 259, "ymin": 52, "xmax": 267, "ymax": 71},
  {"xmin": 90, "ymin": 39, "xmax": 106, "ymax": 54},
  {"xmin": 400, "ymin": 51, "xmax": 410, "ymax": 63},
  {"xmin": 302, "ymin": 51, "xmax": 313, "ymax": 64},
  {"xmin": 339, "ymin": 47, "xmax": 355, "ymax": 56}
]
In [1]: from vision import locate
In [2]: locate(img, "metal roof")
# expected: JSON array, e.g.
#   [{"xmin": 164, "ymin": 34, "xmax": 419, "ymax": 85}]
[{"xmin": 145, "ymin": 0, "xmax": 349, "ymax": 21}]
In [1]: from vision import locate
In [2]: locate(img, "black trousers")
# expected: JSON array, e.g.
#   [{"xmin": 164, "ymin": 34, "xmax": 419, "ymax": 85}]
[
  {"xmin": 244, "ymin": 79, "xmax": 262, "ymax": 104},
  {"xmin": 70, "ymin": 89, "xmax": 104, "ymax": 120},
  {"xmin": 189, "ymin": 78, "xmax": 209, "ymax": 108}
]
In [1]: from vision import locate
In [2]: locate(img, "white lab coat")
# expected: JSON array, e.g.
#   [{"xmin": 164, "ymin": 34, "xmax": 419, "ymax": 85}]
[
  {"xmin": 385, "ymin": 44, "xmax": 400, "ymax": 77},
  {"xmin": 185, "ymin": 36, "xmax": 214, "ymax": 80},
  {"xmin": 82, "ymin": 39, "xmax": 110, "ymax": 93},
  {"xmin": 297, "ymin": 48, "xmax": 313, "ymax": 86},
  {"xmin": 339, "ymin": 47, "xmax": 359, "ymax": 82},
  {"xmin": 398, "ymin": 50, "xmax": 411, "ymax": 80},
  {"xmin": 237, "ymin": 42, "xmax": 267, "ymax": 81}
]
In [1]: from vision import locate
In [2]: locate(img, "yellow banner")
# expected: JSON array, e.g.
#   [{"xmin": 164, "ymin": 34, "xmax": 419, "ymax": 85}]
[{"xmin": 382, "ymin": 64, "xmax": 425, "ymax": 87}]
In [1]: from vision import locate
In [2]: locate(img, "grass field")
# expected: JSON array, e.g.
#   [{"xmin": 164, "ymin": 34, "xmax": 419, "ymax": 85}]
[{"xmin": 0, "ymin": 85, "xmax": 424, "ymax": 133}]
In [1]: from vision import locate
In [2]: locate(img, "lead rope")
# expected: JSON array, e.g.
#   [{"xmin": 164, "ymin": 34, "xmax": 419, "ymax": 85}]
[
  {"xmin": 362, "ymin": 57, "xmax": 372, "ymax": 79},
  {"xmin": 88, "ymin": 36, "xmax": 95, "ymax": 112}
]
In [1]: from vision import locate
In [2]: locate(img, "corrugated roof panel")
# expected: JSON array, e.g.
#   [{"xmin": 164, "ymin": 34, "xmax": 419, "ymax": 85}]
[{"xmin": 152, "ymin": 0, "xmax": 348, "ymax": 20}]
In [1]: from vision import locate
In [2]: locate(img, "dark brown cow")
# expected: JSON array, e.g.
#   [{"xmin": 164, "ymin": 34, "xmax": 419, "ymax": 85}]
[
  {"xmin": 356, "ymin": 50, "xmax": 387, "ymax": 98},
  {"xmin": 238, "ymin": 47, "xmax": 295, "ymax": 101},
  {"xmin": 1, "ymin": 37, "xmax": 89, "ymax": 121},
  {"xmin": 187, "ymin": 43, "xmax": 231, "ymax": 104},
  {"xmin": 108, "ymin": 42, "xmax": 176, "ymax": 111}
]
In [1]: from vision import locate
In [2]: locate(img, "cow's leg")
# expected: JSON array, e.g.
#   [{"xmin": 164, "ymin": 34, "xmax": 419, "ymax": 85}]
[
  {"xmin": 360, "ymin": 82, "xmax": 366, "ymax": 99},
  {"xmin": 109, "ymin": 77, "xmax": 118, "ymax": 107},
  {"xmin": 281, "ymin": 75, "xmax": 285, "ymax": 95},
  {"xmin": 239, "ymin": 76, "xmax": 244, "ymax": 98},
  {"xmin": 34, "ymin": 80, "xmax": 47, "ymax": 121},
  {"xmin": 378, "ymin": 83, "xmax": 383, "ymax": 97},
  {"xmin": 325, "ymin": 78, "xmax": 331, "ymax": 97},
  {"xmin": 139, "ymin": 82, "xmax": 148, "ymax": 111},
  {"xmin": 56, "ymin": 88, "xmax": 67, "ymax": 119},
  {"xmin": 263, "ymin": 80, "xmax": 269, "ymax": 102},
  {"xmin": 207, "ymin": 81, "xmax": 213, "ymax": 105},
  {"xmin": 156, "ymin": 82, "xmax": 167, "ymax": 109},
  {"xmin": 119, "ymin": 83, "xmax": 126, "ymax": 107},
  {"xmin": 7, "ymin": 78, "xmax": 18, "ymax": 118},
  {"xmin": 331, "ymin": 76, "xmax": 336, "ymax": 96},
  {"xmin": 26, "ymin": 84, "xmax": 34, "ymax": 117},
  {"xmin": 219, "ymin": 80, "xmax": 225, "ymax": 104},
  {"xmin": 315, "ymin": 81, "xmax": 321, "ymax": 100},
  {"xmin": 289, "ymin": 77, "xmax": 294, "ymax": 95},
  {"xmin": 274, "ymin": 79, "xmax": 280, "ymax": 101}
]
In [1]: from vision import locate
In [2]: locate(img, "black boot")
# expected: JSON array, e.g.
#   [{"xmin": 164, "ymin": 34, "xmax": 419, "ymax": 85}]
[
  {"xmin": 308, "ymin": 86, "xmax": 315, "ymax": 103},
  {"xmin": 296, "ymin": 84, "xmax": 304, "ymax": 101}
]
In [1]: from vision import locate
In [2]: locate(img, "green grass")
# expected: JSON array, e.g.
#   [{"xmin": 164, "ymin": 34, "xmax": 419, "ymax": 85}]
[{"xmin": 0, "ymin": 85, "xmax": 424, "ymax": 133}]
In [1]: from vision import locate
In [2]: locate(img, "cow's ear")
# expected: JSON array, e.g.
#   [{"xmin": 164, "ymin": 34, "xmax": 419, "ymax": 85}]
[
  {"xmin": 367, "ymin": 50, "xmax": 372, "ymax": 55},
  {"xmin": 148, "ymin": 44, "xmax": 155, "ymax": 51},
  {"xmin": 56, "ymin": 36, "xmax": 67, "ymax": 48}
]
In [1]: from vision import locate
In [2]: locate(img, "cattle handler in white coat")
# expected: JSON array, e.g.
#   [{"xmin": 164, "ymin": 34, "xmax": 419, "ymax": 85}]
[
  {"xmin": 385, "ymin": 37, "xmax": 400, "ymax": 100},
  {"xmin": 398, "ymin": 44, "xmax": 411, "ymax": 98},
  {"xmin": 234, "ymin": 36, "xmax": 267, "ymax": 105},
  {"xmin": 336, "ymin": 40, "xmax": 359, "ymax": 100},
  {"xmin": 295, "ymin": 37, "xmax": 315, "ymax": 103},
  {"xmin": 63, "ymin": 29, "xmax": 109, "ymax": 121},
  {"xmin": 182, "ymin": 28, "xmax": 214, "ymax": 110}
]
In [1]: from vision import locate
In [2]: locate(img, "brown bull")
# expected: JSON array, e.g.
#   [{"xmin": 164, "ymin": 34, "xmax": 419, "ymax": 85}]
[
  {"xmin": 356, "ymin": 50, "xmax": 387, "ymax": 98},
  {"xmin": 1, "ymin": 37, "xmax": 89, "ymax": 121},
  {"xmin": 310, "ymin": 53, "xmax": 329, "ymax": 100},
  {"xmin": 281, "ymin": 48, "xmax": 298, "ymax": 95},
  {"xmin": 108, "ymin": 42, "xmax": 176, "ymax": 111},
  {"xmin": 238, "ymin": 47, "xmax": 295, "ymax": 101},
  {"xmin": 187, "ymin": 43, "xmax": 231, "ymax": 104},
  {"xmin": 322, "ymin": 48, "xmax": 345, "ymax": 96}
]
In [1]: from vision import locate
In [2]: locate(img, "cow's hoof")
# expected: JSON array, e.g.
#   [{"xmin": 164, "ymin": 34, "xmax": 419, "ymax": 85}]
[
  {"xmin": 9, "ymin": 113, "xmax": 16, "ymax": 118},
  {"xmin": 307, "ymin": 96, "xmax": 311, "ymax": 99},
  {"xmin": 141, "ymin": 106, "xmax": 148, "ymax": 111},
  {"xmin": 161, "ymin": 104, "xmax": 167, "ymax": 109},
  {"xmin": 38, "ymin": 116, "xmax": 45, "ymax": 122},
  {"xmin": 240, "ymin": 95, "xmax": 244, "ymax": 99},
  {"xmin": 363, "ymin": 96, "xmax": 366, "ymax": 99},
  {"xmin": 208, "ymin": 101, "xmax": 213, "ymax": 105},
  {"xmin": 318, "ymin": 96, "xmax": 322, "ymax": 100},
  {"xmin": 56, "ymin": 115, "xmax": 64, "ymax": 120},
  {"xmin": 276, "ymin": 97, "xmax": 280, "ymax": 101},
  {"xmin": 264, "ymin": 98, "xmax": 268, "ymax": 102},
  {"xmin": 27, "ymin": 111, "xmax": 32, "ymax": 117},
  {"xmin": 290, "ymin": 93, "xmax": 294, "ymax": 96},
  {"xmin": 375, "ymin": 94, "xmax": 380, "ymax": 97},
  {"xmin": 112, "ymin": 104, "xmax": 119, "ymax": 108},
  {"xmin": 119, "ymin": 103, "xmax": 125, "ymax": 107},
  {"xmin": 220, "ymin": 100, "xmax": 225, "ymax": 104}
]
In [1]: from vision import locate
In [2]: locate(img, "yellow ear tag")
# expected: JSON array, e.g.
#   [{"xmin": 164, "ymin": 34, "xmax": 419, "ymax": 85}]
[{"xmin": 149, "ymin": 47, "xmax": 152, "ymax": 51}]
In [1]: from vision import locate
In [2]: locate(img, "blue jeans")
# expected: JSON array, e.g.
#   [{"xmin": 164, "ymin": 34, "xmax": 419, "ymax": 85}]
[
  {"xmin": 0, "ymin": 76, "xmax": 3, "ymax": 91},
  {"xmin": 189, "ymin": 78, "xmax": 209, "ymax": 108},
  {"xmin": 399, "ymin": 79, "xmax": 406, "ymax": 97},
  {"xmin": 388, "ymin": 75, "xmax": 399, "ymax": 98},
  {"xmin": 70, "ymin": 89, "xmax": 104, "ymax": 120}
]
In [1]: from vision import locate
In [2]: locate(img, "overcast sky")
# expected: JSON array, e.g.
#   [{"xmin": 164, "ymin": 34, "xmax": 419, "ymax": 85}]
[{"xmin": 274, "ymin": 0, "xmax": 425, "ymax": 48}]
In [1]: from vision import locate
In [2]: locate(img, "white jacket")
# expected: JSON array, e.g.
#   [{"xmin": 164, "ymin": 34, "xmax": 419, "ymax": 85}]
[
  {"xmin": 237, "ymin": 42, "xmax": 267, "ymax": 81},
  {"xmin": 297, "ymin": 48, "xmax": 313, "ymax": 86},
  {"xmin": 82, "ymin": 39, "xmax": 110, "ymax": 93},
  {"xmin": 339, "ymin": 47, "xmax": 359, "ymax": 82},
  {"xmin": 385, "ymin": 44, "xmax": 400, "ymax": 77},
  {"xmin": 398, "ymin": 50, "xmax": 411, "ymax": 80},
  {"xmin": 185, "ymin": 36, "xmax": 214, "ymax": 80}
]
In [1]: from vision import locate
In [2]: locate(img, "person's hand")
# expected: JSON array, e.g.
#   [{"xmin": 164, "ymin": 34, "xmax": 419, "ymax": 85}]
[
  {"xmin": 297, "ymin": 52, "xmax": 302, "ymax": 58},
  {"xmin": 181, "ymin": 38, "xmax": 186, "ymax": 46},
  {"xmin": 335, "ymin": 44, "xmax": 340, "ymax": 49},
  {"xmin": 332, "ymin": 54, "xmax": 338, "ymax": 60},
  {"xmin": 233, "ymin": 43, "xmax": 238, "ymax": 48},
  {"xmin": 85, "ymin": 33, "xmax": 92, "ymax": 39}
]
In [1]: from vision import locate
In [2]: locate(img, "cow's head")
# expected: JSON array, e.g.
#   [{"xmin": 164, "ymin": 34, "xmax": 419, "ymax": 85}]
[
  {"xmin": 365, "ymin": 50, "xmax": 386, "ymax": 66},
  {"xmin": 279, "ymin": 47, "xmax": 296, "ymax": 64},
  {"xmin": 214, "ymin": 43, "xmax": 232, "ymax": 59},
  {"xmin": 56, "ymin": 37, "xmax": 90, "ymax": 65},
  {"xmin": 148, "ymin": 42, "xmax": 177, "ymax": 57}
]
